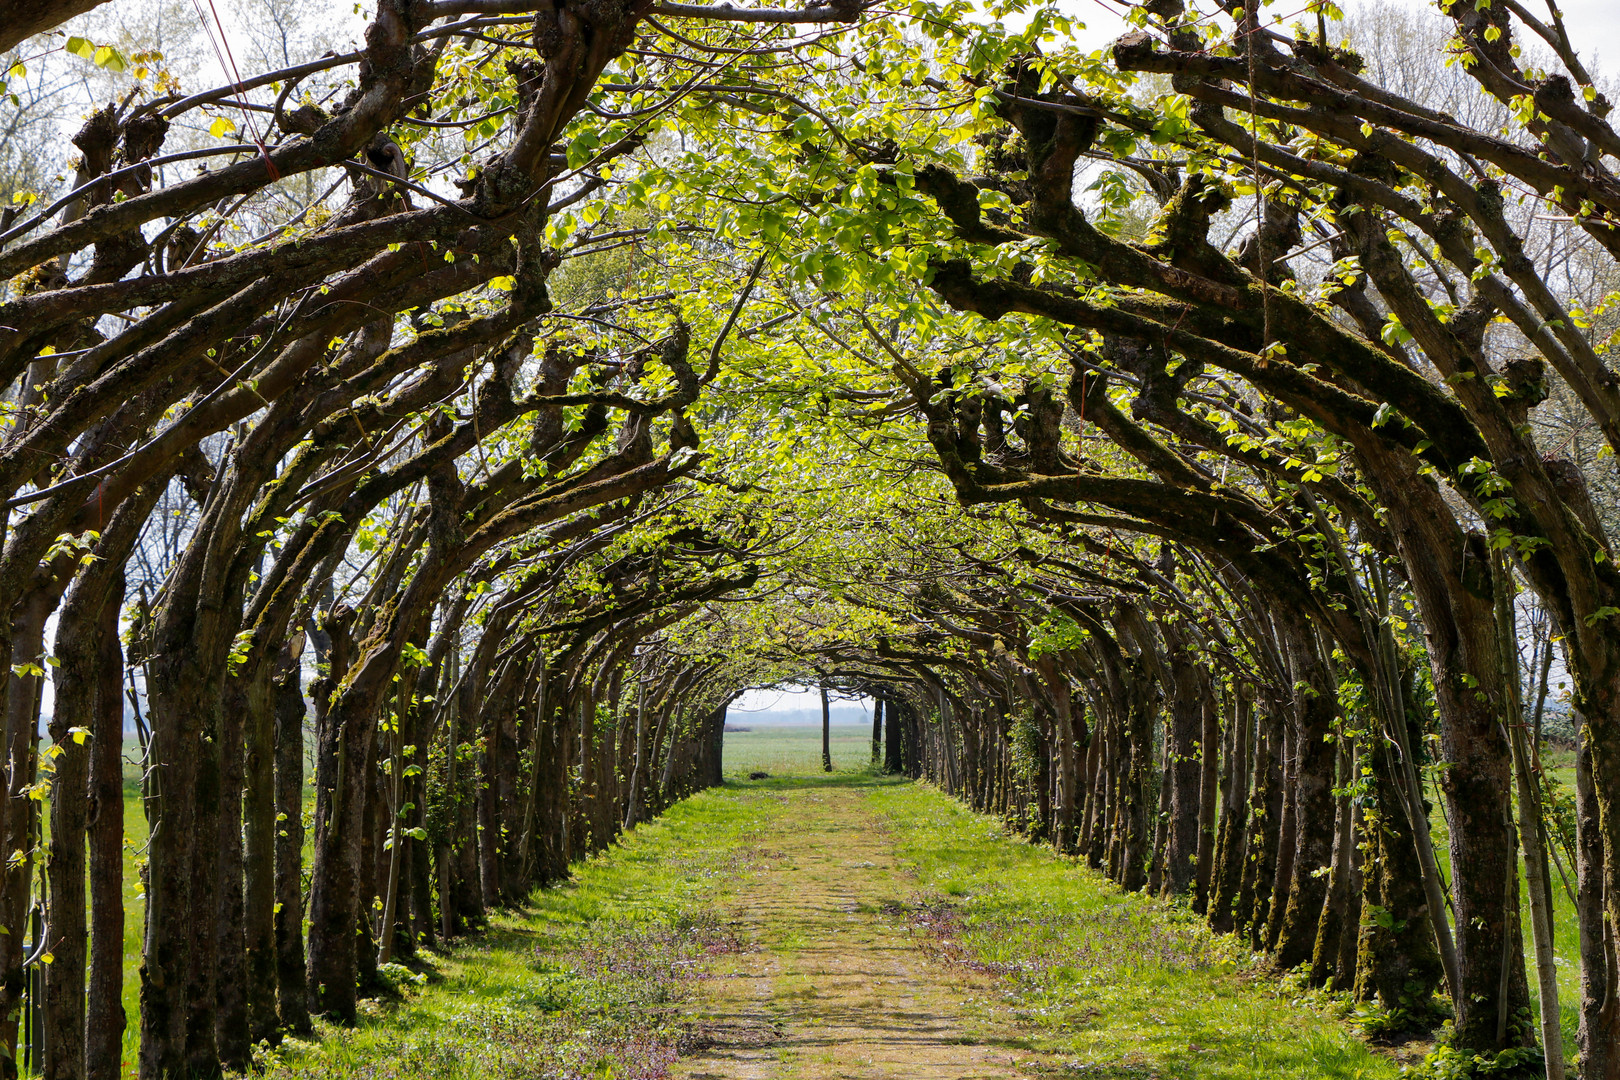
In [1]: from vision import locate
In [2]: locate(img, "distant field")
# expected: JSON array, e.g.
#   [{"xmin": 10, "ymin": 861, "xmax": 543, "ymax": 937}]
[{"xmin": 722, "ymin": 723, "xmax": 875, "ymax": 776}]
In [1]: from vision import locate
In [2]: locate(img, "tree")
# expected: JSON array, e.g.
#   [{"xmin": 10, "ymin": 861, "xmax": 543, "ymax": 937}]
[{"xmin": 4, "ymin": 0, "xmax": 1618, "ymax": 1075}]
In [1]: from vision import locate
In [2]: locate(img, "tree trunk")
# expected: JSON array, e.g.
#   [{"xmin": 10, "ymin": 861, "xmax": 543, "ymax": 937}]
[
  {"xmin": 1432, "ymin": 655, "xmax": 1531, "ymax": 1051},
  {"xmin": 884, "ymin": 698, "xmax": 902, "ymax": 774},
  {"xmin": 43, "ymin": 725, "xmax": 90, "ymax": 1080},
  {"xmin": 1101, "ymin": 707, "xmax": 1122, "ymax": 876},
  {"xmin": 515, "ymin": 654, "xmax": 552, "ymax": 883},
  {"xmin": 1354, "ymin": 734, "xmax": 1446, "ymax": 1030},
  {"xmin": 1193, "ymin": 696, "xmax": 1220, "ymax": 914},
  {"xmin": 1036, "ymin": 656, "xmax": 1079, "ymax": 852},
  {"xmin": 1311, "ymin": 735, "xmax": 1356, "ymax": 989},
  {"xmin": 1149, "ymin": 731, "xmax": 1172, "ymax": 895},
  {"xmin": 1360, "ymin": 444, "xmax": 1529, "ymax": 1049},
  {"xmin": 585, "ymin": 668, "xmax": 617, "ymax": 852},
  {"xmin": 273, "ymin": 635, "xmax": 311, "ymax": 1035},
  {"xmin": 437, "ymin": 640, "xmax": 461, "ymax": 940},
  {"xmin": 1274, "ymin": 621, "xmax": 1337, "ymax": 972},
  {"xmin": 1336, "ymin": 786, "xmax": 1363, "ymax": 985},
  {"xmin": 871, "ymin": 697, "xmax": 883, "ymax": 766},
  {"xmin": 1509, "ymin": 709, "xmax": 1564, "ymax": 1076},
  {"xmin": 355, "ymin": 715, "xmax": 382, "ymax": 991},
  {"xmin": 1244, "ymin": 706, "xmax": 1284, "ymax": 946},
  {"xmin": 477, "ymin": 697, "xmax": 504, "ymax": 897},
  {"xmin": 241, "ymin": 653, "xmax": 279, "ymax": 1045},
  {"xmin": 1209, "ymin": 684, "xmax": 1250, "ymax": 934},
  {"xmin": 45, "ymin": 567, "xmax": 116, "ymax": 1079},
  {"xmin": 1264, "ymin": 717, "xmax": 1297, "ymax": 955},
  {"xmin": 1120, "ymin": 660, "xmax": 1153, "ymax": 892},
  {"xmin": 450, "ymin": 664, "xmax": 486, "ymax": 931},
  {"xmin": 378, "ymin": 682, "xmax": 409, "ymax": 965},
  {"xmin": 408, "ymin": 775, "xmax": 435, "ymax": 951},
  {"xmin": 1161, "ymin": 641, "xmax": 1204, "ymax": 897},
  {"xmin": 821, "ymin": 684, "xmax": 832, "ymax": 772},
  {"xmin": 87, "ymin": 577, "xmax": 126, "ymax": 1080},
  {"xmin": 545, "ymin": 681, "xmax": 573, "ymax": 867},
  {"xmin": 305, "ymin": 607, "xmax": 363, "ymax": 1024},
  {"xmin": 622, "ymin": 674, "xmax": 644, "ymax": 831},
  {"xmin": 141, "ymin": 627, "xmax": 203, "ymax": 1078},
  {"xmin": 308, "ymin": 692, "xmax": 372, "ymax": 1022},
  {"xmin": 184, "ymin": 685, "xmax": 223, "ymax": 1076},
  {"xmin": 0, "ymin": 589, "xmax": 54, "ymax": 1075},
  {"xmin": 1575, "ymin": 718, "xmax": 1620, "ymax": 1079},
  {"xmin": 1081, "ymin": 710, "xmax": 1105, "ymax": 867},
  {"xmin": 569, "ymin": 683, "xmax": 594, "ymax": 858},
  {"xmin": 904, "ymin": 703, "xmax": 920, "ymax": 779},
  {"xmin": 215, "ymin": 673, "xmax": 250, "ymax": 1070}
]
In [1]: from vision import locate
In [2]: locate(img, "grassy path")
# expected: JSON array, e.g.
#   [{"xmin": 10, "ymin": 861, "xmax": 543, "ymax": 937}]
[
  {"xmin": 676, "ymin": 782, "xmax": 1033, "ymax": 1079},
  {"xmin": 680, "ymin": 776, "xmax": 1399, "ymax": 1079},
  {"xmin": 95, "ymin": 731, "xmax": 1577, "ymax": 1075},
  {"xmin": 260, "ymin": 773, "xmax": 1401, "ymax": 1080}
]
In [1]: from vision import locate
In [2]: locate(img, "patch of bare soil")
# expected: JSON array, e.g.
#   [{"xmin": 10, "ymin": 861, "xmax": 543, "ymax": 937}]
[{"xmin": 676, "ymin": 786, "xmax": 1049, "ymax": 1080}]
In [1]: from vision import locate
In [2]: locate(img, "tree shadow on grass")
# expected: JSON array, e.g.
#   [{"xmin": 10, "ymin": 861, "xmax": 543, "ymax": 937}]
[{"xmin": 722, "ymin": 769, "xmax": 911, "ymax": 793}]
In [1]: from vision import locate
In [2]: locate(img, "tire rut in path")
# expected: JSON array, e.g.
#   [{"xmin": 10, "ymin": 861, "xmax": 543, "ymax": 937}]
[{"xmin": 677, "ymin": 784, "xmax": 1042, "ymax": 1080}]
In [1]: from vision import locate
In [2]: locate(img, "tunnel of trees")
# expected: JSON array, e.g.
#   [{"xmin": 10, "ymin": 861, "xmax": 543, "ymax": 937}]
[{"xmin": 2, "ymin": 0, "xmax": 1619, "ymax": 1075}]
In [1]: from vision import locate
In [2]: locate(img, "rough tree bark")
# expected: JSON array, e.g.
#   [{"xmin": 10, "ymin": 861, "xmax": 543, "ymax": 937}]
[
  {"xmin": 87, "ymin": 573, "xmax": 127, "ymax": 1080},
  {"xmin": 1575, "ymin": 721, "xmax": 1620, "ymax": 1079},
  {"xmin": 1193, "ymin": 697, "xmax": 1220, "ymax": 914},
  {"xmin": 1209, "ymin": 685, "xmax": 1251, "ymax": 934},
  {"xmin": 1274, "ymin": 619, "xmax": 1338, "ymax": 973},
  {"xmin": 273, "ymin": 632, "xmax": 311, "ymax": 1036},
  {"xmin": 1160, "ymin": 628, "xmax": 1205, "ymax": 897}
]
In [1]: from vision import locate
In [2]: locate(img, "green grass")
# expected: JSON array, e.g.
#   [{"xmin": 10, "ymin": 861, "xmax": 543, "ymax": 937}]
[
  {"xmin": 257, "ymin": 779, "xmax": 790, "ymax": 1078},
  {"xmin": 61, "ymin": 748, "xmax": 1592, "ymax": 1077},
  {"xmin": 721, "ymin": 722, "xmax": 873, "ymax": 776},
  {"xmin": 118, "ymin": 783, "xmax": 147, "ymax": 1078},
  {"xmin": 866, "ymin": 782, "xmax": 1401, "ymax": 1079},
  {"xmin": 234, "ymin": 774, "xmax": 1408, "ymax": 1079},
  {"xmin": 1526, "ymin": 765, "xmax": 1582, "ymax": 1064}
]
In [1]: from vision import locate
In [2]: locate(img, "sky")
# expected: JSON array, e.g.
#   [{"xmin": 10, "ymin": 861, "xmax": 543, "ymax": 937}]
[
  {"xmin": 1059, "ymin": 0, "xmax": 1619, "ymax": 67},
  {"xmin": 731, "ymin": 685, "xmax": 873, "ymax": 716},
  {"xmin": 160, "ymin": 0, "xmax": 1617, "ymax": 121}
]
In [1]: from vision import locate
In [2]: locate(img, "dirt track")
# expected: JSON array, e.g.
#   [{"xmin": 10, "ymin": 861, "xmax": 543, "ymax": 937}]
[{"xmin": 676, "ymin": 784, "xmax": 1044, "ymax": 1080}]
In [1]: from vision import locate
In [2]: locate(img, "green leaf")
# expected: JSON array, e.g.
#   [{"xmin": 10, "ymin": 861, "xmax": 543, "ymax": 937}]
[
  {"xmin": 1380, "ymin": 315, "xmax": 1412, "ymax": 347},
  {"xmin": 93, "ymin": 45, "xmax": 127, "ymax": 73},
  {"xmin": 1584, "ymin": 606, "xmax": 1620, "ymax": 627}
]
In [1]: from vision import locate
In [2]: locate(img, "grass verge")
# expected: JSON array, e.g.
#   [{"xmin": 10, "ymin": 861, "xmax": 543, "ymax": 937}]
[
  {"xmin": 93, "ymin": 774, "xmax": 1426, "ymax": 1078},
  {"xmin": 865, "ymin": 782, "xmax": 1402, "ymax": 1079},
  {"xmin": 253, "ymin": 784, "xmax": 787, "ymax": 1079}
]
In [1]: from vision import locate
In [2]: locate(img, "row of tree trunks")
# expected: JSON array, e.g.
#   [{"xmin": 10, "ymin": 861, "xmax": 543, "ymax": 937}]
[
  {"xmin": 950, "ymin": 520, "xmax": 1435, "ymax": 1010},
  {"xmin": 36, "ymin": 550, "xmax": 738, "ymax": 1080},
  {"xmin": 887, "ymin": 579, "xmax": 1472, "ymax": 1049}
]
